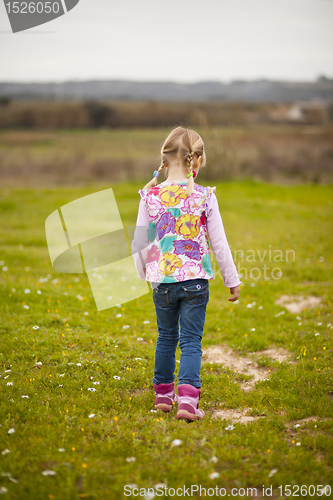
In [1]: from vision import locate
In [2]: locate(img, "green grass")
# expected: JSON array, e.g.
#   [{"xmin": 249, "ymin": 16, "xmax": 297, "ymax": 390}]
[{"xmin": 0, "ymin": 180, "xmax": 333, "ymax": 499}]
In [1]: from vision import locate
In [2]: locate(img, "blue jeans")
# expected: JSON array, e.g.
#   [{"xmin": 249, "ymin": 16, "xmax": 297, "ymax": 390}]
[{"xmin": 152, "ymin": 278, "xmax": 209, "ymax": 389}]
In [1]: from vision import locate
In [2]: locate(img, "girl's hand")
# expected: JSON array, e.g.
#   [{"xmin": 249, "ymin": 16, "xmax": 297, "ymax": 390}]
[{"xmin": 228, "ymin": 285, "xmax": 240, "ymax": 302}]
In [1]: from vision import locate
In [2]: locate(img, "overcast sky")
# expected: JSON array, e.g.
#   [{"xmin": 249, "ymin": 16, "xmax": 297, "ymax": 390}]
[{"xmin": 0, "ymin": 0, "xmax": 332, "ymax": 83}]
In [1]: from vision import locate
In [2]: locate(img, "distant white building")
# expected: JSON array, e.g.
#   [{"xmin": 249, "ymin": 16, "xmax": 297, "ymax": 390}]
[{"xmin": 287, "ymin": 104, "xmax": 304, "ymax": 121}]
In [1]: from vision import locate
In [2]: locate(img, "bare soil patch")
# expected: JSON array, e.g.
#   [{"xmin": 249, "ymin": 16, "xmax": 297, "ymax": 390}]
[
  {"xmin": 211, "ymin": 408, "xmax": 265, "ymax": 424},
  {"xmin": 285, "ymin": 416, "xmax": 331, "ymax": 430},
  {"xmin": 284, "ymin": 417, "xmax": 333, "ymax": 441},
  {"xmin": 275, "ymin": 294, "xmax": 322, "ymax": 314},
  {"xmin": 202, "ymin": 344, "xmax": 295, "ymax": 391}
]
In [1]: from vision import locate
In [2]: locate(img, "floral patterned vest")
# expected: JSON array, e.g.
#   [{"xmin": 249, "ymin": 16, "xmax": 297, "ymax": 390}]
[{"xmin": 139, "ymin": 182, "xmax": 216, "ymax": 283}]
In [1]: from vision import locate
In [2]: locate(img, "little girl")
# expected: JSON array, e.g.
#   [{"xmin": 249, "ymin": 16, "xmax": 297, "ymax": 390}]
[{"xmin": 132, "ymin": 126, "xmax": 241, "ymax": 421}]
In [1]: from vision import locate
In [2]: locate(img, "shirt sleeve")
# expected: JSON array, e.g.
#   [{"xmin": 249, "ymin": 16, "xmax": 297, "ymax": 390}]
[
  {"xmin": 131, "ymin": 195, "xmax": 150, "ymax": 280},
  {"xmin": 206, "ymin": 192, "xmax": 241, "ymax": 288}
]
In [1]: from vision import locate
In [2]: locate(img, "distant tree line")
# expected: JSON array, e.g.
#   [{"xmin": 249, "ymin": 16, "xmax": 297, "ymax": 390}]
[{"xmin": 0, "ymin": 99, "xmax": 331, "ymax": 129}]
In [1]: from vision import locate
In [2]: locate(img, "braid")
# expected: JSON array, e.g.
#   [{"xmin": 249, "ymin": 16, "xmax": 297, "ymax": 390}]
[
  {"xmin": 143, "ymin": 159, "xmax": 166, "ymax": 190},
  {"xmin": 186, "ymin": 151, "xmax": 195, "ymax": 196}
]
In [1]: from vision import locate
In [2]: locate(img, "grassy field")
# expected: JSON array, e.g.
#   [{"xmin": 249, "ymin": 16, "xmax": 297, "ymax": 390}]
[
  {"xmin": 0, "ymin": 179, "xmax": 333, "ymax": 499},
  {"xmin": 1, "ymin": 125, "xmax": 333, "ymax": 187}
]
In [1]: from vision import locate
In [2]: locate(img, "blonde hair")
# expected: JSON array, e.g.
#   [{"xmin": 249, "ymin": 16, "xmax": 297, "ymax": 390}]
[{"xmin": 143, "ymin": 126, "xmax": 206, "ymax": 196}]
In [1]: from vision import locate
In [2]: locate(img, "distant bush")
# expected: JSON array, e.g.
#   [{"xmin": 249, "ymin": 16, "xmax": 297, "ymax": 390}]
[
  {"xmin": 0, "ymin": 97, "xmax": 11, "ymax": 107},
  {"xmin": 1, "ymin": 100, "xmax": 331, "ymax": 130}
]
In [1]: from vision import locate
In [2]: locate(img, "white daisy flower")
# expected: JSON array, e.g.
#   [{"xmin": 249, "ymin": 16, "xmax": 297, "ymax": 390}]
[
  {"xmin": 24, "ymin": 289, "xmax": 31, "ymax": 294},
  {"xmin": 250, "ymin": 328, "xmax": 255, "ymax": 331},
  {"xmin": 88, "ymin": 388, "xmax": 96, "ymax": 392},
  {"xmin": 6, "ymin": 382, "xmax": 13, "ymax": 386},
  {"xmin": 137, "ymin": 337, "xmax": 143, "ymax": 341},
  {"xmin": 5, "ymin": 369, "xmax": 12, "ymax": 373},
  {"xmin": 8, "ymin": 428, "xmax": 15, "ymax": 434},
  {"xmin": 22, "ymin": 395, "xmax": 29, "ymax": 398},
  {"xmin": 225, "ymin": 424, "xmax": 235, "ymax": 431},
  {"xmin": 32, "ymin": 326, "xmax": 39, "ymax": 330},
  {"xmin": 1, "ymin": 473, "xmax": 18, "ymax": 485},
  {"xmin": 23, "ymin": 305, "xmax": 29, "ymax": 309},
  {"xmin": 123, "ymin": 325, "xmax": 129, "ymax": 329},
  {"xmin": 41, "ymin": 470, "xmax": 56, "ymax": 476},
  {"xmin": 209, "ymin": 472, "xmax": 220, "ymax": 480},
  {"xmin": 113, "ymin": 376, "xmax": 121, "ymax": 380},
  {"xmin": 143, "ymin": 320, "xmax": 150, "ymax": 325},
  {"xmin": 36, "ymin": 362, "xmax": 42, "ymax": 366},
  {"xmin": 37, "ymin": 290, "xmax": 42, "ymax": 294},
  {"xmin": 92, "ymin": 381, "xmax": 100, "ymax": 385},
  {"xmin": 58, "ymin": 448, "xmax": 65, "ymax": 452},
  {"xmin": 126, "ymin": 457, "xmax": 136, "ymax": 463},
  {"xmin": 171, "ymin": 439, "xmax": 182, "ymax": 446},
  {"xmin": 1, "ymin": 449, "xmax": 10, "ymax": 455},
  {"xmin": 116, "ymin": 314, "xmax": 122, "ymax": 318},
  {"xmin": 76, "ymin": 363, "xmax": 82, "ymax": 367},
  {"xmin": 88, "ymin": 413, "xmax": 95, "ymax": 418},
  {"xmin": 268, "ymin": 468, "xmax": 278, "ymax": 477}
]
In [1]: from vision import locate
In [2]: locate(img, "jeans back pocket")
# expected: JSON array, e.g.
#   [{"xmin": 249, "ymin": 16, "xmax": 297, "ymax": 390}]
[
  {"xmin": 153, "ymin": 286, "xmax": 169, "ymax": 307},
  {"xmin": 182, "ymin": 281, "xmax": 209, "ymax": 305}
]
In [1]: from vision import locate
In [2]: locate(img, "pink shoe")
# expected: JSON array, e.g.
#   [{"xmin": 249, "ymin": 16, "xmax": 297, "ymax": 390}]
[
  {"xmin": 154, "ymin": 382, "xmax": 178, "ymax": 412},
  {"xmin": 176, "ymin": 384, "xmax": 204, "ymax": 421}
]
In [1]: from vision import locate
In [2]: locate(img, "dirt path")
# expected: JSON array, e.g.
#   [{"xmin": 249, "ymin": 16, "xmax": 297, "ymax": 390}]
[
  {"xmin": 202, "ymin": 344, "xmax": 295, "ymax": 392},
  {"xmin": 275, "ymin": 294, "xmax": 322, "ymax": 313},
  {"xmin": 202, "ymin": 344, "xmax": 296, "ymax": 424}
]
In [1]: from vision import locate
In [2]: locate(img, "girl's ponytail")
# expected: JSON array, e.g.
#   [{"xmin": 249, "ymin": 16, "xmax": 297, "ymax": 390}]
[
  {"xmin": 143, "ymin": 161, "xmax": 165, "ymax": 190},
  {"xmin": 186, "ymin": 151, "xmax": 195, "ymax": 196}
]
